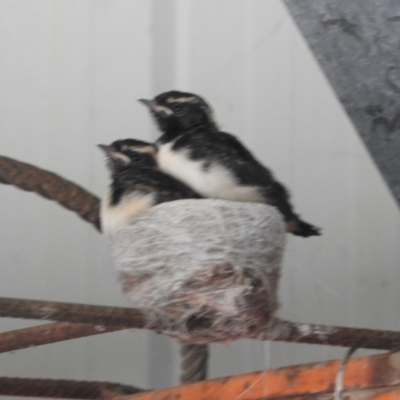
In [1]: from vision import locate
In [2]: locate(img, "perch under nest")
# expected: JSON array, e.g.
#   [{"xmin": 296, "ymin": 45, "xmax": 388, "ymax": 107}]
[{"xmin": 110, "ymin": 199, "xmax": 286, "ymax": 343}]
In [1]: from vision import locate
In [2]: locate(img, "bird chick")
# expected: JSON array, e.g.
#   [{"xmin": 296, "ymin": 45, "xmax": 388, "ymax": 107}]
[
  {"xmin": 139, "ymin": 91, "xmax": 321, "ymax": 237},
  {"xmin": 99, "ymin": 138, "xmax": 201, "ymax": 236}
]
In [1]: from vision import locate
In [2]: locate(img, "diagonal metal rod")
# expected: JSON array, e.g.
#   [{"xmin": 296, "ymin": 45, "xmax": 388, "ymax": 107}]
[
  {"xmin": 0, "ymin": 322, "xmax": 128, "ymax": 354},
  {"xmin": 0, "ymin": 155, "xmax": 101, "ymax": 230},
  {"xmin": 0, "ymin": 377, "xmax": 144, "ymax": 399},
  {"xmin": 1, "ymin": 296, "xmax": 400, "ymax": 351}
]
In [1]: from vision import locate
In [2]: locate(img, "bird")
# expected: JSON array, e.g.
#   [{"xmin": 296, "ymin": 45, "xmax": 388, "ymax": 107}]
[
  {"xmin": 98, "ymin": 138, "xmax": 201, "ymax": 236},
  {"xmin": 138, "ymin": 90, "xmax": 321, "ymax": 237}
]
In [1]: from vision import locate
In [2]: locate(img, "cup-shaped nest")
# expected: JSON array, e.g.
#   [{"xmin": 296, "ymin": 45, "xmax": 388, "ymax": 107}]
[{"xmin": 111, "ymin": 199, "xmax": 285, "ymax": 343}]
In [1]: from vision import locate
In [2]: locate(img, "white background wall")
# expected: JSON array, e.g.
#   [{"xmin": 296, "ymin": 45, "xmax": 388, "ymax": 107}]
[{"xmin": 1, "ymin": 0, "xmax": 400, "ymax": 397}]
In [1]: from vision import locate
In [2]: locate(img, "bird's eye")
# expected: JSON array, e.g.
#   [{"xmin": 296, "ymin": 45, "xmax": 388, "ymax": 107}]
[
  {"xmin": 131, "ymin": 154, "xmax": 140, "ymax": 161},
  {"xmin": 171, "ymin": 104, "xmax": 183, "ymax": 112}
]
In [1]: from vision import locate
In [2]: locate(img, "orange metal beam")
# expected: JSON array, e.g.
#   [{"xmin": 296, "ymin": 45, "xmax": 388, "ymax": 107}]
[{"xmin": 117, "ymin": 352, "xmax": 400, "ymax": 400}]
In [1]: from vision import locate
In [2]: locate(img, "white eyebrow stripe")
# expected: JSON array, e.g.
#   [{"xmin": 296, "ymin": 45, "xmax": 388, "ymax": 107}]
[
  {"xmin": 154, "ymin": 105, "xmax": 173, "ymax": 115},
  {"xmin": 127, "ymin": 145, "xmax": 157, "ymax": 156},
  {"xmin": 167, "ymin": 97, "xmax": 198, "ymax": 104},
  {"xmin": 112, "ymin": 152, "xmax": 131, "ymax": 164}
]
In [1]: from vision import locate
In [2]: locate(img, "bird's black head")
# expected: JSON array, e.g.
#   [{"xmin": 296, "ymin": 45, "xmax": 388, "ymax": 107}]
[
  {"xmin": 98, "ymin": 139, "xmax": 157, "ymax": 175},
  {"xmin": 138, "ymin": 91, "xmax": 218, "ymax": 138}
]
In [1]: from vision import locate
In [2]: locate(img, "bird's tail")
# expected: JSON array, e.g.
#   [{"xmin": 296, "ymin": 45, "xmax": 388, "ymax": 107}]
[{"xmin": 286, "ymin": 218, "xmax": 322, "ymax": 237}]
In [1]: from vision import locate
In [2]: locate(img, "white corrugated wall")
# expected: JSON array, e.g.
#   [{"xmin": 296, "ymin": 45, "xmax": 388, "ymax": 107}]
[{"xmin": 0, "ymin": 1, "xmax": 399, "ymax": 397}]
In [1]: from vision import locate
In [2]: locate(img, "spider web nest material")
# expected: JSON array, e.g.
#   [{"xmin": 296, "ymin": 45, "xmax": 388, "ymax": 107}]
[{"xmin": 110, "ymin": 199, "xmax": 286, "ymax": 344}]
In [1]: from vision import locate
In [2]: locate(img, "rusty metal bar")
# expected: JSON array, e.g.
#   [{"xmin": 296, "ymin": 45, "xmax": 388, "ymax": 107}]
[
  {"xmin": 2, "ymin": 296, "xmax": 400, "ymax": 350},
  {"xmin": 180, "ymin": 344, "xmax": 208, "ymax": 384},
  {"xmin": 263, "ymin": 319, "xmax": 400, "ymax": 351},
  {"xmin": 0, "ymin": 377, "xmax": 144, "ymax": 399},
  {"xmin": 0, "ymin": 322, "xmax": 128, "ymax": 354},
  {"xmin": 0, "ymin": 297, "xmax": 147, "ymax": 328},
  {"xmin": 0, "ymin": 155, "xmax": 101, "ymax": 230}
]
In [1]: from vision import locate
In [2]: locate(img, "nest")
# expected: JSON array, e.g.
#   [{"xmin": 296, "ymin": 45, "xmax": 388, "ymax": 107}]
[{"xmin": 110, "ymin": 199, "xmax": 286, "ymax": 343}]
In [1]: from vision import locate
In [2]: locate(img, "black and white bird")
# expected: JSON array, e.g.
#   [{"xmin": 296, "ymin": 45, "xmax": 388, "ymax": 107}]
[
  {"xmin": 98, "ymin": 138, "xmax": 201, "ymax": 236},
  {"xmin": 139, "ymin": 91, "xmax": 321, "ymax": 237}
]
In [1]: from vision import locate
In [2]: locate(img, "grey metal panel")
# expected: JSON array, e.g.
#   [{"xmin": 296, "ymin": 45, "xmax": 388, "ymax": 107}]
[{"xmin": 284, "ymin": 0, "xmax": 400, "ymax": 207}]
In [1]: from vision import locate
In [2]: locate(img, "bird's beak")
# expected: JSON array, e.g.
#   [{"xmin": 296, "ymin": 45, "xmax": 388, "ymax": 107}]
[
  {"xmin": 98, "ymin": 144, "xmax": 130, "ymax": 165},
  {"xmin": 97, "ymin": 144, "xmax": 113, "ymax": 156},
  {"xmin": 138, "ymin": 98, "xmax": 173, "ymax": 116},
  {"xmin": 138, "ymin": 98, "xmax": 155, "ymax": 108}
]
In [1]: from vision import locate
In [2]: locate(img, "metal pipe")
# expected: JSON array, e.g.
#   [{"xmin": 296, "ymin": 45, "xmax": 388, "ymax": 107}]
[
  {"xmin": 0, "ymin": 297, "xmax": 146, "ymax": 328},
  {"xmin": 0, "ymin": 155, "xmax": 101, "ymax": 230},
  {"xmin": 0, "ymin": 322, "xmax": 127, "ymax": 354},
  {"xmin": 180, "ymin": 344, "xmax": 208, "ymax": 384},
  {"xmin": 2, "ymin": 296, "xmax": 400, "ymax": 351}
]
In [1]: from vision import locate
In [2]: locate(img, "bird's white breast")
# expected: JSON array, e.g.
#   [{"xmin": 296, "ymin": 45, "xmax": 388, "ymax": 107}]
[
  {"xmin": 100, "ymin": 189, "xmax": 155, "ymax": 236},
  {"xmin": 157, "ymin": 142, "xmax": 261, "ymax": 202}
]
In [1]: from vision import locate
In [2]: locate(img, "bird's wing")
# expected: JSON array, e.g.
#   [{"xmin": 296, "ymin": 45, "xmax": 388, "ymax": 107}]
[
  {"xmin": 174, "ymin": 131, "xmax": 275, "ymax": 185},
  {"xmin": 174, "ymin": 131, "xmax": 297, "ymax": 219},
  {"xmin": 138, "ymin": 169, "xmax": 201, "ymax": 204}
]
